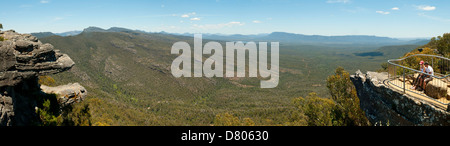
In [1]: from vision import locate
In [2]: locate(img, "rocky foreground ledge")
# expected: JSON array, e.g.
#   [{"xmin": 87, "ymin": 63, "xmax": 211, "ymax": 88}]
[
  {"xmin": 0, "ymin": 30, "xmax": 86, "ymax": 126},
  {"xmin": 351, "ymin": 71, "xmax": 450, "ymax": 126}
]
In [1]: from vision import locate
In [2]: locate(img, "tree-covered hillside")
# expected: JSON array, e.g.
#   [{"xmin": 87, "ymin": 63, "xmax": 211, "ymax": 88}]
[{"xmin": 40, "ymin": 30, "xmax": 415, "ymax": 126}]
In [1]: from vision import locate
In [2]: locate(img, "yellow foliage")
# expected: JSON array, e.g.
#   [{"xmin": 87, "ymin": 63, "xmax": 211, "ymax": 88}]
[
  {"xmin": 243, "ymin": 118, "xmax": 255, "ymax": 126},
  {"xmin": 38, "ymin": 76, "xmax": 56, "ymax": 87},
  {"xmin": 87, "ymin": 98, "xmax": 103, "ymax": 106},
  {"xmin": 214, "ymin": 113, "xmax": 255, "ymax": 126},
  {"xmin": 93, "ymin": 122, "xmax": 111, "ymax": 126}
]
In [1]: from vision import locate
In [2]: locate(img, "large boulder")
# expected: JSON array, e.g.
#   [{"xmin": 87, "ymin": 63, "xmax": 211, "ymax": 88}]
[
  {"xmin": 0, "ymin": 30, "xmax": 84, "ymax": 126},
  {"xmin": 425, "ymin": 78, "xmax": 448, "ymax": 100},
  {"xmin": 41, "ymin": 83, "xmax": 87, "ymax": 109},
  {"xmin": 0, "ymin": 30, "xmax": 74, "ymax": 88}
]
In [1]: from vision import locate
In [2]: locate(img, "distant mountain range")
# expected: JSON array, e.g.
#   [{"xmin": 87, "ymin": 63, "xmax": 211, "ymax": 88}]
[
  {"xmin": 31, "ymin": 30, "xmax": 82, "ymax": 38},
  {"xmin": 31, "ymin": 26, "xmax": 430, "ymax": 45}
]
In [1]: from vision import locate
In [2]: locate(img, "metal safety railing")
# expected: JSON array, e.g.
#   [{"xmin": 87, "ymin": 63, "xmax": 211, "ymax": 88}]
[{"xmin": 388, "ymin": 54, "xmax": 450, "ymax": 106}]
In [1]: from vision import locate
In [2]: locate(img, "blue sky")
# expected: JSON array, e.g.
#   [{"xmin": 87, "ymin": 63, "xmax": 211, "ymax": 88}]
[{"xmin": 0, "ymin": 0, "xmax": 449, "ymax": 38}]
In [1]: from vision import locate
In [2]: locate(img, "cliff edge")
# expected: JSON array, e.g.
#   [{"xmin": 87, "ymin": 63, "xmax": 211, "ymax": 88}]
[
  {"xmin": 0, "ymin": 30, "xmax": 86, "ymax": 126},
  {"xmin": 351, "ymin": 70, "xmax": 450, "ymax": 126}
]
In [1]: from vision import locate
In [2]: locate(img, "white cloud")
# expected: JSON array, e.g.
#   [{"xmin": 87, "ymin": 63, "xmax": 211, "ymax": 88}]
[
  {"xmin": 193, "ymin": 21, "xmax": 245, "ymax": 30},
  {"xmin": 416, "ymin": 5, "xmax": 436, "ymax": 11},
  {"xmin": 418, "ymin": 13, "xmax": 450, "ymax": 22},
  {"xmin": 376, "ymin": 11, "xmax": 390, "ymax": 15},
  {"xmin": 181, "ymin": 12, "xmax": 196, "ymax": 18},
  {"xmin": 326, "ymin": 0, "xmax": 350, "ymax": 4},
  {"xmin": 190, "ymin": 17, "xmax": 201, "ymax": 21},
  {"xmin": 392, "ymin": 7, "xmax": 400, "ymax": 11},
  {"xmin": 40, "ymin": 0, "xmax": 49, "ymax": 4},
  {"xmin": 252, "ymin": 20, "xmax": 262, "ymax": 23}
]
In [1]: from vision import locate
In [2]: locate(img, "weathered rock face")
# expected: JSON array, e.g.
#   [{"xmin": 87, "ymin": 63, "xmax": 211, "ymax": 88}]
[
  {"xmin": 41, "ymin": 83, "xmax": 87, "ymax": 109},
  {"xmin": 351, "ymin": 70, "xmax": 450, "ymax": 126},
  {"xmin": 425, "ymin": 79, "xmax": 448, "ymax": 100},
  {"xmin": 0, "ymin": 30, "xmax": 75, "ymax": 87},
  {"xmin": 0, "ymin": 30, "xmax": 84, "ymax": 126}
]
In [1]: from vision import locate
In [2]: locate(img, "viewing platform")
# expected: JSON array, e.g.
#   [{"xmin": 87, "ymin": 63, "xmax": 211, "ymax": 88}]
[{"xmin": 388, "ymin": 54, "xmax": 450, "ymax": 111}]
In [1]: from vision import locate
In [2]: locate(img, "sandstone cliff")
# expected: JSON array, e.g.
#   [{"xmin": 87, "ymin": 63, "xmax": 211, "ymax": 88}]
[
  {"xmin": 0, "ymin": 30, "xmax": 86, "ymax": 126},
  {"xmin": 351, "ymin": 71, "xmax": 450, "ymax": 126}
]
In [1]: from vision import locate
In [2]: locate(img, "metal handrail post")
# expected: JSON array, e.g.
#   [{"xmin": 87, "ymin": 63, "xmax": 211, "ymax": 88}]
[
  {"xmin": 388, "ymin": 64, "xmax": 390, "ymax": 79},
  {"xmin": 403, "ymin": 67, "xmax": 406, "ymax": 93}
]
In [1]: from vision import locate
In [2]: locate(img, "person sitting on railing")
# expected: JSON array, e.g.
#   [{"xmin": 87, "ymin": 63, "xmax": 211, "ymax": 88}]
[
  {"xmin": 411, "ymin": 61, "xmax": 425, "ymax": 90},
  {"xmin": 417, "ymin": 62, "xmax": 434, "ymax": 91}
]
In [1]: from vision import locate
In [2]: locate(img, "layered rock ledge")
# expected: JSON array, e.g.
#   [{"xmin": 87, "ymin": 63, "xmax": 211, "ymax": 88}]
[
  {"xmin": 0, "ymin": 30, "xmax": 85, "ymax": 126},
  {"xmin": 351, "ymin": 71, "xmax": 450, "ymax": 126}
]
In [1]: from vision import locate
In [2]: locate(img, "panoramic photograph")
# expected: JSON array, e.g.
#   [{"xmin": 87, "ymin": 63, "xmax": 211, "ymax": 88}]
[{"xmin": 1, "ymin": 0, "xmax": 449, "ymax": 141}]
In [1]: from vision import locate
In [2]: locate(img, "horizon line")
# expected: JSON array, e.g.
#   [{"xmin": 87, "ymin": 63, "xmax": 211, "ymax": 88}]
[{"xmin": 13, "ymin": 26, "xmax": 434, "ymax": 40}]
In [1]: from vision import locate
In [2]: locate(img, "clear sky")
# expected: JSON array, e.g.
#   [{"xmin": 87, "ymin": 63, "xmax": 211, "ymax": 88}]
[{"xmin": 0, "ymin": 0, "xmax": 449, "ymax": 38}]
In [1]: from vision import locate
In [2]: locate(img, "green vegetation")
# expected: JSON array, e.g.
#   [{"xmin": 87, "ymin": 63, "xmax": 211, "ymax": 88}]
[
  {"xmin": 379, "ymin": 33, "xmax": 450, "ymax": 74},
  {"xmin": 326, "ymin": 67, "xmax": 369, "ymax": 126},
  {"xmin": 292, "ymin": 67, "xmax": 369, "ymax": 126},
  {"xmin": 36, "ymin": 94, "xmax": 61, "ymax": 126},
  {"xmin": 35, "ymin": 92, "xmax": 92, "ymax": 126},
  {"xmin": 293, "ymin": 92, "xmax": 334, "ymax": 126},
  {"xmin": 39, "ymin": 76, "xmax": 57, "ymax": 87},
  {"xmin": 213, "ymin": 113, "xmax": 255, "ymax": 126},
  {"xmin": 36, "ymin": 76, "xmax": 92, "ymax": 126},
  {"xmin": 36, "ymin": 94, "xmax": 92, "ymax": 126},
  {"xmin": 39, "ymin": 30, "xmax": 418, "ymax": 126},
  {"xmin": 0, "ymin": 23, "xmax": 4, "ymax": 41},
  {"xmin": 59, "ymin": 102, "xmax": 92, "ymax": 126},
  {"xmin": 428, "ymin": 33, "xmax": 450, "ymax": 56}
]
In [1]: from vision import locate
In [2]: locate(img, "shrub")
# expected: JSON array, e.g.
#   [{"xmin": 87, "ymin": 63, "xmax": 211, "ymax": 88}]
[
  {"xmin": 36, "ymin": 94, "xmax": 62, "ymax": 126},
  {"xmin": 35, "ymin": 84, "xmax": 92, "ymax": 126},
  {"xmin": 293, "ymin": 92, "xmax": 335, "ymax": 126},
  {"xmin": 214, "ymin": 113, "xmax": 255, "ymax": 126},
  {"xmin": 327, "ymin": 67, "xmax": 370, "ymax": 126},
  {"xmin": 60, "ymin": 102, "xmax": 92, "ymax": 126},
  {"xmin": 38, "ymin": 76, "xmax": 56, "ymax": 87}
]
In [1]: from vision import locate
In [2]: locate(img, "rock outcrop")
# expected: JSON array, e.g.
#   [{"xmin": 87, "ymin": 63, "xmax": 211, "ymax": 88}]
[
  {"xmin": 41, "ymin": 83, "xmax": 87, "ymax": 109},
  {"xmin": 351, "ymin": 71, "xmax": 450, "ymax": 126},
  {"xmin": 425, "ymin": 79, "xmax": 448, "ymax": 100},
  {"xmin": 0, "ymin": 30, "xmax": 85, "ymax": 126}
]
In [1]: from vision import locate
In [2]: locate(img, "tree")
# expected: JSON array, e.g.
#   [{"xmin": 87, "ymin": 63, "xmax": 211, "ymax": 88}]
[
  {"xmin": 0, "ymin": 23, "xmax": 3, "ymax": 30},
  {"xmin": 214, "ymin": 113, "xmax": 255, "ymax": 126},
  {"xmin": 293, "ymin": 92, "xmax": 335, "ymax": 126},
  {"xmin": 421, "ymin": 33, "xmax": 450, "ymax": 57},
  {"xmin": 377, "ymin": 62, "xmax": 389, "ymax": 72},
  {"xmin": 326, "ymin": 67, "xmax": 370, "ymax": 126},
  {"xmin": 436, "ymin": 33, "xmax": 450, "ymax": 56}
]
